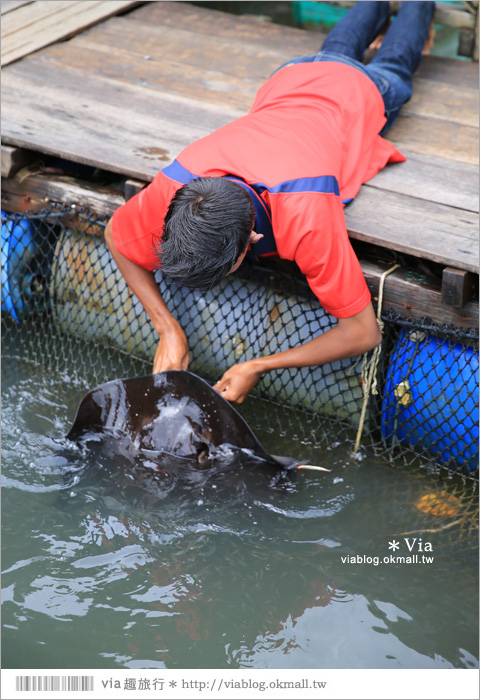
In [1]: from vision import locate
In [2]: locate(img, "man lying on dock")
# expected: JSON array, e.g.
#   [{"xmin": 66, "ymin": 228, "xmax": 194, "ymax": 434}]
[{"xmin": 105, "ymin": 0, "xmax": 435, "ymax": 403}]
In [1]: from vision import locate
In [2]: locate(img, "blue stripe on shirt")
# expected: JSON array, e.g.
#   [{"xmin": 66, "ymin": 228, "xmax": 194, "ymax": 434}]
[
  {"xmin": 161, "ymin": 160, "xmax": 342, "ymax": 257},
  {"xmin": 162, "ymin": 160, "xmax": 200, "ymax": 184},
  {"xmin": 162, "ymin": 160, "xmax": 340, "ymax": 197},
  {"xmin": 254, "ymin": 175, "xmax": 340, "ymax": 197}
]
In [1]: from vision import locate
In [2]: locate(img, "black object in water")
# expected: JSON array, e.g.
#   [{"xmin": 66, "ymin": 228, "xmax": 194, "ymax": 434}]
[{"xmin": 66, "ymin": 370, "xmax": 302, "ymax": 473}]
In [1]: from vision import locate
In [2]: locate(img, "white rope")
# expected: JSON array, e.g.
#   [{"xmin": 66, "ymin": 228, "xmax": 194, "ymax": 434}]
[{"xmin": 353, "ymin": 263, "xmax": 401, "ymax": 455}]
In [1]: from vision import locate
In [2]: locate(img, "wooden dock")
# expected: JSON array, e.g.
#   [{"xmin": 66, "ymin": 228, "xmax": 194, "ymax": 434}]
[{"xmin": 1, "ymin": 1, "xmax": 478, "ymax": 328}]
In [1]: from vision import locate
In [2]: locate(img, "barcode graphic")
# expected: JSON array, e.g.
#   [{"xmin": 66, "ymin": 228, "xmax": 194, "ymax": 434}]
[{"xmin": 15, "ymin": 676, "xmax": 94, "ymax": 692}]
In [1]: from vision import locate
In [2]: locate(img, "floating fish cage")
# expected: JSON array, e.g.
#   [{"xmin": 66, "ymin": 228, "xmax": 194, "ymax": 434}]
[{"xmin": 2, "ymin": 205, "xmax": 478, "ymax": 481}]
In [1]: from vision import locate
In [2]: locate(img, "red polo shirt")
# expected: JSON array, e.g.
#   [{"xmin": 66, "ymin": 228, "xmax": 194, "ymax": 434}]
[{"xmin": 112, "ymin": 61, "xmax": 405, "ymax": 318}]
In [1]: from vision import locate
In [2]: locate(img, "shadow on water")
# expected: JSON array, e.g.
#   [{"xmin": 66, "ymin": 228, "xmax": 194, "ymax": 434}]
[{"xmin": 1, "ymin": 351, "xmax": 478, "ymax": 670}]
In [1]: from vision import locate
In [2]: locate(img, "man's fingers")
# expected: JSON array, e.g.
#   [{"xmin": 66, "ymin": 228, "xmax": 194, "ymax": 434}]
[
  {"xmin": 213, "ymin": 381, "xmax": 246, "ymax": 403},
  {"xmin": 213, "ymin": 379, "xmax": 228, "ymax": 393}
]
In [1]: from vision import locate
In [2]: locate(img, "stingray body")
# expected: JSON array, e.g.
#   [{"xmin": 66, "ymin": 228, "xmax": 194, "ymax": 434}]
[{"xmin": 67, "ymin": 370, "xmax": 297, "ymax": 473}]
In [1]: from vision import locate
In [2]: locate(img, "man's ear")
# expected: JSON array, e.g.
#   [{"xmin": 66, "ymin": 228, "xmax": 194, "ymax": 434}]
[{"xmin": 249, "ymin": 231, "xmax": 264, "ymax": 245}]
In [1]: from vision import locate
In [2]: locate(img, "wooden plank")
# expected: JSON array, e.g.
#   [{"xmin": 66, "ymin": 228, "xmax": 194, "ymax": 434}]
[
  {"xmin": 30, "ymin": 8, "xmax": 478, "ymax": 161},
  {"xmin": 127, "ymin": 2, "xmax": 480, "ymax": 90},
  {"xmin": 387, "ymin": 113, "xmax": 478, "ymax": 165},
  {"xmin": 2, "ymin": 59, "xmax": 477, "ymax": 275},
  {"xmin": 0, "ymin": 62, "xmax": 242, "ymax": 180},
  {"xmin": 345, "ymin": 188, "xmax": 478, "ymax": 274},
  {"xmin": 2, "ymin": 57, "xmax": 477, "ymax": 214},
  {"xmin": 79, "ymin": 12, "xmax": 479, "ymax": 110},
  {"xmin": 265, "ymin": 255, "xmax": 478, "ymax": 328},
  {"xmin": 1, "ymin": 1, "xmax": 477, "ymax": 280},
  {"xmin": 362, "ymin": 260, "xmax": 478, "ymax": 329},
  {"xmin": 1, "ymin": 1, "xmax": 33, "ymax": 14},
  {"xmin": 30, "ymin": 40, "xmax": 260, "ymax": 113},
  {"xmin": 1, "ymin": 0, "xmax": 140, "ymax": 66},
  {"xmin": 55, "ymin": 24, "xmax": 478, "ymax": 129},
  {"xmin": 367, "ymin": 150, "xmax": 479, "ymax": 214},
  {"xmin": 415, "ymin": 55, "xmax": 479, "ymax": 90},
  {"xmin": 12, "ymin": 31, "xmax": 477, "ymax": 212},
  {"xmin": 127, "ymin": 0, "xmax": 326, "ymax": 55},
  {"xmin": 2, "ymin": 0, "xmax": 70, "ymax": 35},
  {"xmin": 2, "ymin": 54, "xmax": 477, "ymax": 200},
  {"xmin": 3, "ymin": 167, "xmax": 476, "ymax": 328},
  {"xmin": 402, "ymin": 78, "xmax": 478, "ymax": 128},
  {"xmin": 2, "ymin": 0, "xmax": 137, "ymax": 36},
  {"xmin": 73, "ymin": 17, "xmax": 289, "ymax": 81}
]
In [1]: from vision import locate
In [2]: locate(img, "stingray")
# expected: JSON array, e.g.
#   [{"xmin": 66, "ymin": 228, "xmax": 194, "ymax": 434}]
[{"xmin": 66, "ymin": 370, "xmax": 329, "ymax": 475}]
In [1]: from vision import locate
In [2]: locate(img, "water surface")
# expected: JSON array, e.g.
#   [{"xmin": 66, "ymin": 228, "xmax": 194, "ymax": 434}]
[{"xmin": 2, "ymin": 350, "xmax": 478, "ymax": 670}]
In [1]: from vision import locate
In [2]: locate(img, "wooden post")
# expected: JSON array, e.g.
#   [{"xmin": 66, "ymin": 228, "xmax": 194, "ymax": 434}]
[
  {"xmin": 474, "ymin": 2, "xmax": 479, "ymax": 62},
  {"xmin": 441, "ymin": 267, "xmax": 474, "ymax": 308},
  {"xmin": 1, "ymin": 145, "xmax": 38, "ymax": 178},
  {"xmin": 125, "ymin": 179, "xmax": 147, "ymax": 201}
]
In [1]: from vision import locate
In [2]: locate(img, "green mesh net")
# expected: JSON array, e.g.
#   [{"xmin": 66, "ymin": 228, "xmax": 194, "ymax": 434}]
[{"xmin": 2, "ymin": 205, "xmax": 478, "ymax": 483}]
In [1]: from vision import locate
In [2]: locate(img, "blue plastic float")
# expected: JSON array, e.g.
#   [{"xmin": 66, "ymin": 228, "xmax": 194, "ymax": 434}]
[
  {"xmin": 382, "ymin": 329, "xmax": 479, "ymax": 473},
  {"xmin": 3, "ymin": 206, "xmax": 478, "ymax": 474},
  {"xmin": 1, "ymin": 210, "xmax": 37, "ymax": 321}
]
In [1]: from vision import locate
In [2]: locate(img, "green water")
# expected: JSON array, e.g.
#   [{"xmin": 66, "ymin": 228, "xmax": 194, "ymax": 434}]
[{"xmin": 2, "ymin": 343, "xmax": 478, "ymax": 670}]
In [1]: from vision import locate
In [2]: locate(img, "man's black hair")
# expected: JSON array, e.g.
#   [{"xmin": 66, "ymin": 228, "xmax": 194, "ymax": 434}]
[{"xmin": 157, "ymin": 177, "xmax": 255, "ymax": 290}]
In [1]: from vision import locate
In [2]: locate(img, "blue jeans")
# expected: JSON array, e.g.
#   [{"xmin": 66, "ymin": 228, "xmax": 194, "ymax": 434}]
[{"xmin": 278, "ymin": 1, "xmax": 435, "ymax": 134}]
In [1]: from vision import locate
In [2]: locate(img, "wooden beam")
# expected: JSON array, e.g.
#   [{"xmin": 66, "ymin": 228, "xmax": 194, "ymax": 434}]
[
  {"xmin": 256, "ymin": 256, "xmax": 478, "ymax": 330},
  {"xmin": 1, "ymin": 144, "xmax": 39, "ymax": 178},
  {"xmin": 441, "ymin": 267, "xmax": 475, "ymax": 308},
  {"xmin": 361, "ymin": 260, "xmax": 478, "ymax": 329},
  {"xmin": 1, "ymin": 170, "xmax": 124, "ymax": 218}
]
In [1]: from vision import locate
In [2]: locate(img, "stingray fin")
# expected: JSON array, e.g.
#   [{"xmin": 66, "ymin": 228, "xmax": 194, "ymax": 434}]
[{"xmin": 296, "ymin": 465, "xmax": 331, "ymax": 473}]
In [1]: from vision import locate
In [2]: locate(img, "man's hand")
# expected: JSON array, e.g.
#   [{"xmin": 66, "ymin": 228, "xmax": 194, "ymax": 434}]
[
  {"xmin": 213, "ymin": 303, "xmax": 381, "ymax": 403},
  {"xmin": 153, "ymin": 319, "xmax": 190, "ymax": 373},
  {"xmin": 213, "ymin": 360, "xmax": 263, "ymax": 403}
]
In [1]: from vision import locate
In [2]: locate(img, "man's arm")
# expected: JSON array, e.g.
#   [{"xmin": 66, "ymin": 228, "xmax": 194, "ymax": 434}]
[
  {"xmin": 104, "ymin": 218, "xmax": 189, "ymax": 372},
  {"xmin": 213, "ymin": 189, "xmax": 380, "ymax": 402},
  {"xmin": 213, "ymin": 302, "xmax": 381, "ymax": 403}
]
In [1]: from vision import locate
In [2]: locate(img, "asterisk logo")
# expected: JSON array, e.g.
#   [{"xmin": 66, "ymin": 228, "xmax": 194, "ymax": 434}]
[
  {"xmin": 388, "ymin": 540, "xmax": 400, "ymax": 551},
  {"xmin": 169, "ymin": 681, "xmax": 177, "ymax": 688}
]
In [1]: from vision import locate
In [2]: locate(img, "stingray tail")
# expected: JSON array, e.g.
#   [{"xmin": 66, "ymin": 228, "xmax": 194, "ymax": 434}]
[
  {"xmin": 270, "ymin": 455, "xmax": 331, "ymax": 473},
  {"xmin": 296, "ymin": 465, "xmax": 332, "ymax": 473}
]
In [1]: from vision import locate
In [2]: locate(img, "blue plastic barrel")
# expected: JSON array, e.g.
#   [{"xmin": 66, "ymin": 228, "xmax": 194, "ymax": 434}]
[
  {"xmin": 382, "ymin": 329, "xmax": 479, "ymax": 473},
  {"xmin": 1, "ymin": 210, "xmax": 36, "ymax": 321}
]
